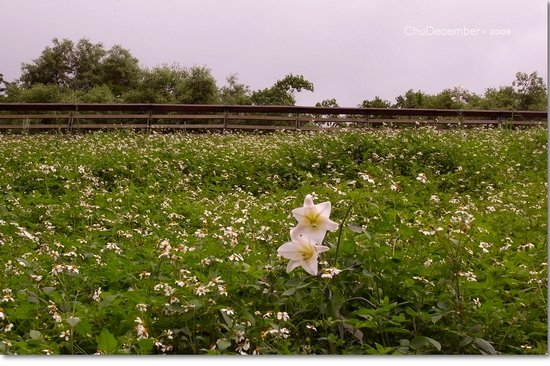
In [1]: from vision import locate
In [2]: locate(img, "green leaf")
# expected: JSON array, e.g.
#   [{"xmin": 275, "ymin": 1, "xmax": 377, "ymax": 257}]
[
  {"xmin": 459, "ymin": 336, "xmax": 473, "ymax": 347},
  {"xmin": 220, "ymin": 310, "xmax": 233, "ymax": 328},
  {"xmin": 29, "ymin": 330, "xmax": 42, "ymax": 340},
  {"xmin": 216, "ymin": 338, "xmax": 232, "ymax": 351},
  {"xmin": 27, "ymin": 296, "xmax": 40, "ymax": 304},
  {"xmin": 475, "ymin": 338, "xmax": 497, "ymax": 355},
  {"xmin": 42, "ymin": 287, "xmax": 56, "ymax": 295},
  {"xmin": 99, "ymin": 294, "xmax": 118, "ymax": 309},
  {"xmin": 67, "ymin": 316, "xmax": 80, "ymax": 327},
  {"xmin": 430, "ymin": 313, "xmax": 443, "ymax": 324},
  {"xmin": 96, "ymin": 329, "xmax": 118, "ymax": 355},
  {"xmin": 15, "ymin": 257, "xmax": 31, "ymax": 267},
  {"xmin": 284, "ymin": 278, "xmax": 303, "ymax": 287},
  {"xmin": 281, "ymin": 287, "xmax": 296, "ymax": 297},
  {"xmin": 137, "ymin": 338, "xmax": 154, "ymax": 355},
  {"xmin": 410, "ymin": 336, "xmax": 441, "ymax": 351},
  {"xmin": 348, "ymin": 223, "xmax": 364, "ymax": 233}
]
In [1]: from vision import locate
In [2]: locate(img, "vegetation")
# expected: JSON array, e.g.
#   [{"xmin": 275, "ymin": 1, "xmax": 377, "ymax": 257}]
[
  {"xmin": 0, "ymin": 38, "xmax": 547, "ymax": 110},
  {"xmin": 0, "ymin": 127, "xmax": 546, "ymax": 355}
]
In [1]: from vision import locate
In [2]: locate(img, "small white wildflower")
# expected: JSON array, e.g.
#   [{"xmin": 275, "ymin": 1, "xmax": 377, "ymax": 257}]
[
  {"xmin": 30, "ymin": 274, "xmax": 43, "ymax": 282},
  {"xmin": 139, "ymin": 271, "xmax": 151, "ymax": 280},
  {"xmin": 228, "ymin": 253, "xmax": 244, "ymax": 262},
  {"xmin": 479, "ymin": 242, "xmax": 492, "ymax": 253},
  {"xmin": 416, "ymin": 173, "xmax": 428, "ymax": 184},
  {"xmin": 306, "ymin": 324, "xmax": 317, "ymax": 332},
  {"xmin": 519, "ymin": 243, "xmax": 535, "ymax": 251},
  {"xmin": 221, "ymin": 308, "xmax": 234, "ymax": 316},
  {"xmin": 134, "ymin": 317, "xmax": 149, "ymax": 340},
  {"xmin": 276, "ymin": 311, "xmax": 290, "ymax": 321},
  {"xmin": 320, "ymin": 267, "xmax": 342, "ymax": 279},
  {"xmin": 358, "ymin": 172, "xmax": 375, "ymax": 184},
  {"xmin": 65, "ymin": 264, "xmax": 79, "ymax": 274},
  {"xmin": 195, "ymin": 285, "xmax": 209, "ymax": 296},
  {"xmin": 419, "ymin": 229, "xmax": 436, "ymax": 236},
  {"xmin": 459, "ymin": 271, "xmax": 477, "ymax": 282},
  {"xmin": 3, "ymin": 323, "xmax": 14, "ymax": 333},
  {"xmin": 59, "ymin": 330, "xmax": 71, "ymax": 341}
]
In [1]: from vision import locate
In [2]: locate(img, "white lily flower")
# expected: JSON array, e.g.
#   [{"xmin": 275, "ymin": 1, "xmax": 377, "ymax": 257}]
[
  {"xmin": 277, "ymin": 230, "xmax": 330, "ymax": 276},
  {"xmin": 291, "ymin": 194, "xmax": 339, "ymax": 244}
]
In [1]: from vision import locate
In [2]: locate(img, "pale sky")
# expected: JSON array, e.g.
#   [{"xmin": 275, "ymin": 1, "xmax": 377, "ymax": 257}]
[{"xmin": 0, "ymin": 0, "xmax": 547, "ymax": 107}]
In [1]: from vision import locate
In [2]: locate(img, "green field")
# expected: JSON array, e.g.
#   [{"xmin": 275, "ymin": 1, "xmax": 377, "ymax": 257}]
[{"xmin": 0, "ymin": 127, "xmax": 547, "ymax": 355}]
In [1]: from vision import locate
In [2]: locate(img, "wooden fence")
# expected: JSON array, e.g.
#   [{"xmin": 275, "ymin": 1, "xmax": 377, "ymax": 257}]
[{"xmin": 0, "ymin": 103, "xmax": 546, "ymax": 132}]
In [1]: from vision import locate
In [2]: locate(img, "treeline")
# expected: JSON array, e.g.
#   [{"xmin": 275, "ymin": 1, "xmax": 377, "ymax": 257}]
[{"xmin": 0, "ymin": 38, "xmax": 547, "ymax": 110}]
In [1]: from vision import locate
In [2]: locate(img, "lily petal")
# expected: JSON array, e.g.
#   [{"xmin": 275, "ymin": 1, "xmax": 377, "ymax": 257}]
[
  {"xmin": 277, "ymin": 241, "xmax": 304, "ymax": 261},
  {"xmin": 286, "ymin": 260, "xmax": 303, "ymax": 273}
]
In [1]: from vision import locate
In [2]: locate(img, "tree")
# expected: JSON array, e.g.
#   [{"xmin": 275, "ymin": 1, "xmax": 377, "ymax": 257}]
[
  {"xmin": 512, "ymin": 71, "xmax": 547, "ymax": 110},
  {"xmin": 251, "ymin": 74, "xmax": 314, "ymax": 105},
  {"xmin": 19, "ymin": 38, "xmax": 141, "ymax": 97},
  {"xmin": 12, "ymin": 83, "xmax": 68, "ymax": 103},
  {"xmin": 20, "ymin": 38, "xmax": 75, "ymax": 88},
  {"xmin": 77, "ymin": 85, "xmax": 115, "ymax": 103},
  {"xmin": 0, "ymin": 73, "xmax": 7, "ymax": 98},
  {"xmin": 176, "ymin": 66, "xmax": 219, "ymax": 104},
  {"xmin": 219, "ymin": 74, "xmax": 252, "ymax": 105},
  {"xmin": 360, "ymin": 96, "xmax": 391, "ymax": 108},
  {"xmin": 478, "ymin": 72, "xmax": 547, "ymax": 110},
  {"xmin": 122, "ymin": 65, "xmax": 183, "ymax": 103},
  {"xmin": 316, "ymin": 98, "xmax": 339, "ymax": 108},
  {"xmin": 122, "ymin": 64, "xmax": 219, "ymax": 104},
  {"xmin": 70, "ymin": 38, "xmax": 107, "ymax": 90},
  {"xmin": 99, "ymin": 45, "xmax": 141, "ymax": 97},
  {"xmin": 394, "ymin": 89, "xmax": 428, "ymax": 108}
]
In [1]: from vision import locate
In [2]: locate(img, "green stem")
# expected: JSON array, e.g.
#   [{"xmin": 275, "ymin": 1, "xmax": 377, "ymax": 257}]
[{"xmin": 333, "ymin": 202, "xmax": 353, "ymax": 268}]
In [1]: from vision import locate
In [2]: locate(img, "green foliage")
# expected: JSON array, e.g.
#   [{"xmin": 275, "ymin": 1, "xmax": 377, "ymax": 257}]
[
  {"xmin": 394, "ymin": 89, "xmax": 427, "ymax": 108},
  {"xmin": 316, "ymin": 98, "xmax": 340, "ymax": 108},
  {"xmin": 0, "ymin": 73, "xmax": 7, "ymax": 99},
  {"xmin": 176, "ymin": 66, "xmax": 219, "ymax": 104},
  {"xmin": 98, "ymin": 45, "xmax": 141, "ymax": 97},
  {"xmin": 9, "ymin": 83, "xmax": 68, "ymax": 103},
  {"xmin": 251, "ymin": 74, "xmax": 314, "ymax": 105},
  {"xmin": 219, "ymin": 74, "xmax": 252, "ymax": 105},
  {"xmin": 0, "ymin": 128, "xmax": 546, "ymax": 355},
  {"xmin": 16, "ymin": 38, "xmax": 141, "ymax": 101},
  {"xmin": 392, "ymin": 73, "xmax": 547, "ymax": 111},
  {"xmin": 360, "ymin": 96, "xmax": 391, "ymax": 109},
  {"xmin": 511, "ymin": 71, "xmax": 548, "ymax": 110},
  {"xmin": 4, "ymin": 37, "xmax": 547, "ymax": 109},
  {"xmin": 121, "ymin": 64, "xmax": 219, "ymax": 104},
  {"xmin": 77, "ymin": 85, "xmax": 116, "ymax": 104},
  {"xmin": 20, "ymin": 38, "xmax": 76, "ymax": 88}
]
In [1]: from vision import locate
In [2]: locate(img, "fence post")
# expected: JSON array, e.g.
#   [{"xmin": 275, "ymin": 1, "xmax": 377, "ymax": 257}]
[
  {"xmin": 295, "ymin": 112, "xmax": 300, "ymax": 130},
  {"xmin": 223, "ymin": 108, "xmax": 228, "ymax": 131},
  {"xmin": 146, "ymin": 109, "xmax": 152, "ymax": 133},
  {"xmin": 68, "ymin": 111, "xmax": 74, "ymax": 132},
  {"xmin": 73, "ymin": 104, "xmax": 79, "ymax": 133}
]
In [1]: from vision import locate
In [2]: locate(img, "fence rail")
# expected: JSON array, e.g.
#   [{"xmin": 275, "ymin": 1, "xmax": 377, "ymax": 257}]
[{"xmin": 0, "ymin": 103, "xmax": 546, "ymax": 132}]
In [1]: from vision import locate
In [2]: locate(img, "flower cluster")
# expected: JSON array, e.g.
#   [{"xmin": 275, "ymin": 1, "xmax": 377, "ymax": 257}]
[{"xmin": 277, "ymin": 194, "xmax": 339, "ymax": 276}]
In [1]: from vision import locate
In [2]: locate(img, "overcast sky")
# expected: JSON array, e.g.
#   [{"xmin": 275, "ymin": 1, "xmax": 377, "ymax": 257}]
[{"xmin": 0, "ymin": 0, "xmax": 547, "ymax": 106}]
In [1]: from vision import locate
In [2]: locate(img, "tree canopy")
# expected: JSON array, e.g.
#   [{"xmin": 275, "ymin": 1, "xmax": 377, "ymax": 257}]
[{"xmin": 2, "ymin": 38, "xmax": 547, "ymax": 111}]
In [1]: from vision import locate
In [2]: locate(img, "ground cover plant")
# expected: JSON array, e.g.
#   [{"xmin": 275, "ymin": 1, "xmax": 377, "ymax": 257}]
[{"xmin": 0, "ymin": 127, "xmax": 547, "ymax": 355}]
